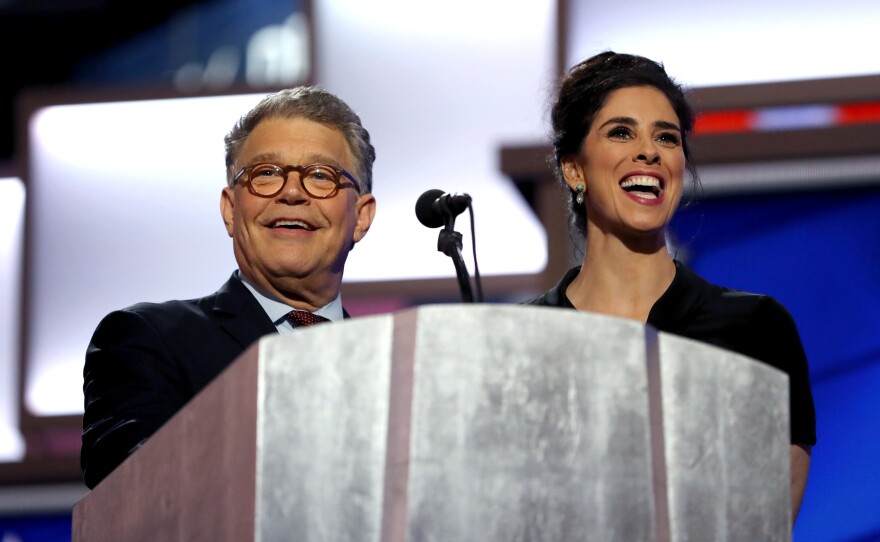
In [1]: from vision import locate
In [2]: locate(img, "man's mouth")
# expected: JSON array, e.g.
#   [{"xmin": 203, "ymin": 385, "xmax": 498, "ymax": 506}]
[
  {"xmin": 270, "ymin": 219, "xmax": 316, "ymax": 231},
  {"xmin": 620, "ymin": 176, "xmax": 663, "ymax": 199}
]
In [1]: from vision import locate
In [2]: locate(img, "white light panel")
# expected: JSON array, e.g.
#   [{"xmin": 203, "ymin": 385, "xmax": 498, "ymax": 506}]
[
  {"xmin": 0, "ymin": 178, "xmax": 25, "ymax": 460},
  {"xmin": 566, "ymin": 0, "xmax": 880, "ymax": 88},
  {"xmin": 314, "ymin": 0, "xmax": 552, "ymax": 286},
  {"xmin": 25, "ymin": 0, "xmax": 555, "ymax": 416}
]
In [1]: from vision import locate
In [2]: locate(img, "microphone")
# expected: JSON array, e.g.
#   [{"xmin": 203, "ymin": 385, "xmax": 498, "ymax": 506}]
[{"xmin": 415, "ymin": 189, "xmax": 472, "ymax": 228}]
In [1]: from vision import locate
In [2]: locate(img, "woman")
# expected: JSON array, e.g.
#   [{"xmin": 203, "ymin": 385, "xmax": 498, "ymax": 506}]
[{"xmin": 524, "ymin": 51, "xmax": 816, "ymax": 522}]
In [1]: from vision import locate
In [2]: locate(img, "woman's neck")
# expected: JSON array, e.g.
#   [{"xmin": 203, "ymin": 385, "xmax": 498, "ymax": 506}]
[{"xmin": 566, "ymin": 233, "xmax": 676, "ymax": 323}]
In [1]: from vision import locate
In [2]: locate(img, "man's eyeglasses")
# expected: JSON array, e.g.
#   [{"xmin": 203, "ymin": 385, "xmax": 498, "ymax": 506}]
[{"xmin": 233, "ymin": 163, "xmax": 361, "ymax": 199}]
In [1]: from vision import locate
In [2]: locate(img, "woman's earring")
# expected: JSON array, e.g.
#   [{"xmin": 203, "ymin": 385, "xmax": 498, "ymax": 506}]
[{"xmin": 575, "ymin": 183, "xmax": 585, "ymax": 205}]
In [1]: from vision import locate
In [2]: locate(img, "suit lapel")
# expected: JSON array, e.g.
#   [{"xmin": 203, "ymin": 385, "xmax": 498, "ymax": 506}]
[{"xmin": 211, "ymin": 273, "xmax": 277, "ymax": 349}]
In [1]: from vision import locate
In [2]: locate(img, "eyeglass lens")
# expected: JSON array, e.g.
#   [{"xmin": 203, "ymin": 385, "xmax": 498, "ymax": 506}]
[{"xmin": 248, "ymin": 164, "xmax": 340, "ymax": 197}]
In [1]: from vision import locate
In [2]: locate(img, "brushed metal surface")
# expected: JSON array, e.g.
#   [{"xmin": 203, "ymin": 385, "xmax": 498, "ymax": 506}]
[
  {"xmin": 404, "ymin": 305, "xmax": 656, "ymax": 542},
  {"xmin": 132, "ymin": 304, "xmax": 793, "ymax": 542},
  {"xmin": 659, "ymin": 332, "xmax": 791, "ymax": 542},
  {"xmin": 257, "ymin": 314, "xmax": 395, "ymax": 542}
]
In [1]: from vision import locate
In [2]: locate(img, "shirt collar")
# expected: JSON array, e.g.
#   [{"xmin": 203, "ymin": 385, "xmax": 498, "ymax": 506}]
[
  {"xmin": 548, "ymin": 266, "xmax": 580, "ymax": 309},
  {"xmin": 646, "ymin": 260, "xmax": 705, "ymax": 331},
  {"xmin": 236, "ymin": 271, "xmax": 344, "ymax": 330},
  {"xmin": 545, "ymin": 260, "xmax": 703, "ymax": 332}
]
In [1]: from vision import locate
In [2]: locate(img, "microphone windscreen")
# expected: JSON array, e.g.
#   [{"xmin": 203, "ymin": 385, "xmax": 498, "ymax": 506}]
[{"xmin": 415, "ymin": 188, "xmax": 446, "ymax": 228}]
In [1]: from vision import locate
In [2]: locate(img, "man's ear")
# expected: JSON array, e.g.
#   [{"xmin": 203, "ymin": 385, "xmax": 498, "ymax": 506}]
[
  {"xmin": 353, "ymin": 194, "xmax": 376, "ymax": 243},
  {"xmin": 220, "ymin": 187, "xmax": 235, "ymax": 237}
]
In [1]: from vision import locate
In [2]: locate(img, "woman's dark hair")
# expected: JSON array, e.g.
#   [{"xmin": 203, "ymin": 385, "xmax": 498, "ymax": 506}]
[{"xmin": 550, "ymin": 51, "xmax": 698, "ymax": 238}]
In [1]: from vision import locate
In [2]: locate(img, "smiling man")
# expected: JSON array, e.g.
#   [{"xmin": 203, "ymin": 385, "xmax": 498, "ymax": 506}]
[{"xmin": 81, "ymin": 87, "xmax": 376, "ymax": 489}]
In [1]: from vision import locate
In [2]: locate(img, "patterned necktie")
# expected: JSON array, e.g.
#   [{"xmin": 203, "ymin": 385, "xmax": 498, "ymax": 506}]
[{"xmin": 286, "ymin": 310, "xmax": 330, "ymax": 328}]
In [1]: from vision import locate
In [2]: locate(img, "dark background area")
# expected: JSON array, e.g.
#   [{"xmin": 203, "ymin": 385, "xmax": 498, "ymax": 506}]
[{"xmin": 0, "ymin": 0, "xmax": 202, "ymax": 163}]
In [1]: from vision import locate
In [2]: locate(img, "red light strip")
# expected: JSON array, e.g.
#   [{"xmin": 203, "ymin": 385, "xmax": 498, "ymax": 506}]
[
  {"xmin": 837, "ymin": 103, "xmax": 880, "ymax": 125},
  {"xmin": 694, "ymin": 102, "xmax": 880, "ymax": 135}
]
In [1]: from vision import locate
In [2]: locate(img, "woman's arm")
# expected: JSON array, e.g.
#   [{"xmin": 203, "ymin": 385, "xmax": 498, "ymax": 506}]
[
  {"xmin": 749, "ymin": 298, "xmax": 815, "ymax": 525},
  {"xmin": 791, "ymin": 444, "xmax": 812, "ymax": 525}
]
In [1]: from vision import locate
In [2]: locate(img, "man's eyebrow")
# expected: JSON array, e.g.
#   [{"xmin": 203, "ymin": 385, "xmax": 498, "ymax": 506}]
[
  {"xmin": 245, "ymin": 152, "xmax": 343, "ymax": 167},
  {"xmin": 301, "ymin": 153, "xmax": 344, "ymax": 167},
  {"xmin": 246, "ymin": 152, "xmax": 284, "ymax": 164}
]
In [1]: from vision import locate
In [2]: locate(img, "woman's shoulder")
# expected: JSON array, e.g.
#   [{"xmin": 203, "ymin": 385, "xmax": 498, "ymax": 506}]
[
  {"xmin": 521, "ymin": 266, "xmax": 581, "ymax": 308},
  {"xmin": 681, "ymin": 266, "xmax": 816, "ymax": 446},
  {"xmin": 658, "ymin": 262, "xmax": 805, "ymax": 363},
  {"xmin": 671, "ymin": 262, "xmax": 793, "ymax": 326},
  {"xmin": 699, "ymin": 279, "xmax": 794, "ymax": 329}
]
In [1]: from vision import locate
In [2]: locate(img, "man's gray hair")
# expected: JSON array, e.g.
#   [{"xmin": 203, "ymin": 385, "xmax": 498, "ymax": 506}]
[{"xmin": 224, "ymin": 86, "xmax": 375, "ymax": 194}]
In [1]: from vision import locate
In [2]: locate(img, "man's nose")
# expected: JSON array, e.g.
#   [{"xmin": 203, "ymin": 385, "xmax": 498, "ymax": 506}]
[{"xmin": 276, "ymin": 173, "xmax": 309, "ymax": 203}]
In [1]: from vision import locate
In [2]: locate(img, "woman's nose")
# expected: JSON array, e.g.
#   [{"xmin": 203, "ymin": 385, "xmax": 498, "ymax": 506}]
[{"xmin": 635, "ymin": 145, "xmax": 660, "ymax": 165}]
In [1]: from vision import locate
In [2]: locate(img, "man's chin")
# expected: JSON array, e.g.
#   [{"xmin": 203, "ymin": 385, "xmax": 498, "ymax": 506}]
[{"xmin": 269, "ymin": 265, "xmax": 317, "ymax": 283}]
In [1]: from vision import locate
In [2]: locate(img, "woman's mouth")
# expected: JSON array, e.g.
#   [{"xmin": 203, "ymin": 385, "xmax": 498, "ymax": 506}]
[{"xmin": 619, "ymin": 175, "xmax": 663, "ymax": 200}]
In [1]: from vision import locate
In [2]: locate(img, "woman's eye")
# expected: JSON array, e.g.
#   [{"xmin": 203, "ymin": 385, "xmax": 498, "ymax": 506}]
[
  {"xmin": 607, "ymin": 126, "xmax": 632, "ymax": 140},
  {"xmin": 657, "ymin": 132, "xmax": 681, "ymax": 146}
]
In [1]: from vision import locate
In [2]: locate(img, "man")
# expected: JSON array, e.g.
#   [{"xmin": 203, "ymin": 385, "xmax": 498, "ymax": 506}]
[{"xmin": 81, "ymin": 87, "xmax": 377, "ymax": 489}]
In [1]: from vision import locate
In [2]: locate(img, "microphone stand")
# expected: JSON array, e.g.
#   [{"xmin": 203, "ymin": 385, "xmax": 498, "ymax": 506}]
[{"xmin": 437, "ymin": 214, "xmax": 474, "ymax": 303}]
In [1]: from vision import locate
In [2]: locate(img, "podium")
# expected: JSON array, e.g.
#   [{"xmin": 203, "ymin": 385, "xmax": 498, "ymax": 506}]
[{"xmin": 72, "ymin": 305, "xmax": 791, "ymax": 541}]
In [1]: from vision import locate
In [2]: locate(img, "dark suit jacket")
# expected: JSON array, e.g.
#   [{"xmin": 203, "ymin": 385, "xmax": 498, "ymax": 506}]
[{"xmin": 81, "ymin": 272, "xmax": 313, "ymax": 488}]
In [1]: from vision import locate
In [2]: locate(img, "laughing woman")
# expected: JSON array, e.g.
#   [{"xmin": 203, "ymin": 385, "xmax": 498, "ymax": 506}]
[{"xmin": 525, "ymin": 51, "xmax": 816, "ymax": 522}]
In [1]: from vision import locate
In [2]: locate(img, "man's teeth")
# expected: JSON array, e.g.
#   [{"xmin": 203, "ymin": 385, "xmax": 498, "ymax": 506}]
[
  {"xmin": 273, "ymin": 219, "xmax": 314, "ymax": 230},
  {"xmin": 620, "ymin": 176, "xmax": 662, "ymax": 197}
]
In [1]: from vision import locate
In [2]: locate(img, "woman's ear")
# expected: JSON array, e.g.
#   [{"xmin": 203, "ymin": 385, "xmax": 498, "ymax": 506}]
[{"xmin": 561, "ymin": 157, "xmax": 584, "ymax": 191}]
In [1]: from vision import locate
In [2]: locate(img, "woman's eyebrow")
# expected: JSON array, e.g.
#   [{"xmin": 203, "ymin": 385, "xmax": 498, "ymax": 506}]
[
  {"xmin": 597, "ymin": 116, "xmax": 681, "ymax": 132},
  {"xmin": 654, "ymin": 120, "xmax": 681, "ymax": 132},
  {"xmin": 598, "ymin": 116, "xmax": 637, "ymax": 129}
]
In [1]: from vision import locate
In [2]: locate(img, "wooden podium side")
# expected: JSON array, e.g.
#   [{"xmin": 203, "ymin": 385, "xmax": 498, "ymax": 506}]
[
  {"xmin": 72, "ymin": 341, "xmax": 261, "ymax": 541},
  {"xmin": 72, "ymin": 305, "xmax": 791, "ymax": 542}
]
